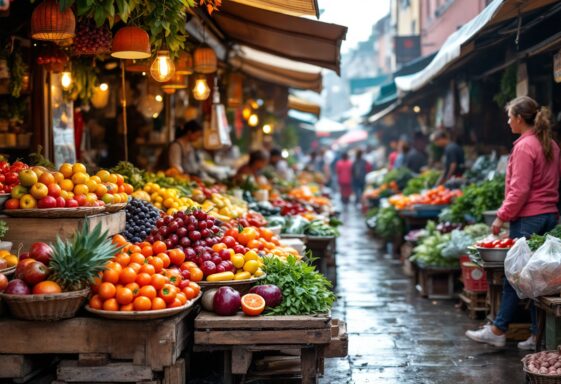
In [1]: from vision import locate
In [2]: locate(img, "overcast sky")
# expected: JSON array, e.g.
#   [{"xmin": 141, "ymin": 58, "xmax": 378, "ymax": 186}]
[{"xmin": 318, "ymin": 0, "xmax": 390, "ymax": 54}]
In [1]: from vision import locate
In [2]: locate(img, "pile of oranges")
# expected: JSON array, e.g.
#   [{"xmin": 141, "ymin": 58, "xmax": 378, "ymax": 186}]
[
  {"xmin": 223, "ymin": 226, "xmax": 302, "ymax": 261},
  {"xmin": 88, "ymin": 235, "xmax": 202, "ymax": 312}
]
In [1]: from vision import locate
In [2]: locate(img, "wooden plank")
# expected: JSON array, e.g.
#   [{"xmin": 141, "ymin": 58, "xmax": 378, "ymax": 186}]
[
  {"xmin": 0, "ymin": 354, "xmax": 32, "ymax": 378},
  {"xmin": 324, "ymin": 321, "xmax": 348, "ymax": 358},
  {"xmin": 231, "ymin": 347, "xmax": 252, "ymax": 374},
  {"xmin": 78, "ymin": 353, "xmax": 109, "ymax": 367},
  {"xmin": 301, "ymin": 347, "xmax": 318, "ymax": 384},
  {"xmin": 195, "ymin": 311, "xmax": 331, "ymax": 330},
  {"xmin": 195, "ymin": 329, "xmax": 332, "ymax": 345},
  {"xmin": 3, "ymin": 211, "xmax": 125, "ymax": 250},
  {"xmin": 163, "ymin": 358, "xmax": 185, "ymax": 384},
  {"xmin": 57, "ymin": 360, "xmax": 153, "ymax": 382}
]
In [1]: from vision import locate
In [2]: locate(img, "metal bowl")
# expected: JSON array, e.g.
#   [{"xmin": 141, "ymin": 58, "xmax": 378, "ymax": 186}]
[
  {"xmin": 0, "ymin": 193, "xmax": 10, "ymax": 207},
  {"xmin": 483, "ymin": 211, "xmax": 498, "ymax": 226},
  {"xmin": 476, "ymin": 246, "xmax": 509, "ymax": 262}
]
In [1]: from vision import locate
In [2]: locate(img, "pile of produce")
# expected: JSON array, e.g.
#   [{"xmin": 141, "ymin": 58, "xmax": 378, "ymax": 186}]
[
  {"xmin": 389, "ymin": 186, "xmax": 462, "ymax": 210},
  {"xmin": 448, "ymin": 176, "xmax": 504, "ymax": 223},
  {"xmin": 259, "ymin": 255, "xmax": 335, "ymax": 315},
  {"xmin": 89, "ymin": 235, "xmax": 201, "ymax": 312},
  {"xmin": 366, "ymin": 207, "xmax": 403, "ymax": 239},
  {"xmin": 142, "ymin": 182, "xmax": 199, "ymax": 215},
  {"xmin": 363, "ymin": 181, "xmax": 399, "ymax": 200},
  {"xmin": 72, "ymin": 19, "xmax": 112, "ymax": 56},
  {"xmin": 5, "ymin": 163, "xmax": 132, "ymax": 210},
  {"xmin": 268, "ymin": 215, "xmax": 340, "ymax": 237},
  {"xmin": 0, "ymin": 160, "xmax": 28, "ymax": 194},
  {"xmin": 522, "ymin": 350, "xmax": 561, "ymax": 376},
  {"xmin": 381, "ymin": 168, "xmax": 413, "ymax": 191},
  {"xmin": 248, "ymin": 201, "xmax": 281, "ymax": 217},
  {"xmin": 123, "ymin": 198, "xmax": 161, "ymax": 243},
  {"xmin": 528, "ymin": 225, "xmax": 561, "ymax": 251},
  {"xmin": 476, "ymin": 237, "xmax": 516, "ymax": 249},
  {"xmin": 202, "ymin": 285, "xmax": 283, "ymax": 317},
  {"xmin": 402, "ymin": 170, "xmax": 440, "ymax": 196}
]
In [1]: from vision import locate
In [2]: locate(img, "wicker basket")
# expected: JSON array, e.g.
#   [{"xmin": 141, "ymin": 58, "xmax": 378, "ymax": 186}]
[
  {"xmin": 0, "ymin": 288, "xmax": 90, "ymax": 321},
  {"xmin": 105, "ymin": 203, "xmax": 127, "ymax": 213},
  {"xmin": 3, "ymin": 207, "xmax": 105, "ymax": 218},
  {"xmin": 523, "ymin": 352, "xmax": 561, "ymax": 384}
]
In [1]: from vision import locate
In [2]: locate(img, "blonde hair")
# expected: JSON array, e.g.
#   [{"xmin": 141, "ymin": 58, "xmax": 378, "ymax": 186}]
[{"xmin": 506, "ymin": 96, "xmax": 554, "ymax": 161}]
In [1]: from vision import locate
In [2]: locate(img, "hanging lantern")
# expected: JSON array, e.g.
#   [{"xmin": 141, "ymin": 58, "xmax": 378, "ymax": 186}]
[
  {"xmin": 193, "ymin": 45, "xmax": 217, "ymax": 74},
  {"xmin": 31, "ymin": 0, "xmax": 76, "ymax": 41},
  {"xmin": 227, "ymin": 73, "xmax": 243, "ymax": 108},
  {"xmin": 162, "ymin": 73, "xmax": 187, "ymax": 93},
  {"xmin": 175, "ymin": 52, "xmax": 193, "ymax": 75},
  {"xmin": 91, "ymin": 83, "xmax": 109, "ymax": 109},
  {"xmin": 150, "ymin": 50, "xmax": 175, "ymax": 82},
  {"xmin": 111, "ymin": 26, "xmax": 151, "ymax": 59},
  {"xmin": 193, "ymin": 76, "xmax": 211, "ymax": 101}
]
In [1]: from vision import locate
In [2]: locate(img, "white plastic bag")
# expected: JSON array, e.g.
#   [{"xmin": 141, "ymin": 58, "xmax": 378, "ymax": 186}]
[
  {"xmin": 504, "ymin": 237, "xmax": 532, "ymax": 299},
  {"xmin": 519, "ymin": 236, "xmax": 561, "ymax": 298}
]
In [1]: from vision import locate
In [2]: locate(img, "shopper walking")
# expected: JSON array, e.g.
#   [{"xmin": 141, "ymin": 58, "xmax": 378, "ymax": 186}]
[
  {"xmin": 466, "ymin": 96, "xmax": 560, "ymax": 350},
  {"xmin": 352, "ymin": 149, "xmax": 371, "ymax": 204},
  {"xmin": 335, "ymin": 152, "xmax": 353, "ymax": 205}
]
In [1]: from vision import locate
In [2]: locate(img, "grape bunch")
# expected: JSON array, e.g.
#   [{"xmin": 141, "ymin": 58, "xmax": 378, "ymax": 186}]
[
  {"xmin": 72, "ymin": 19, "xmax": 112, "ymax": 56},
  {"xmin": 123, "ymin": 199, "xmax": 161, "ymax": 243}
]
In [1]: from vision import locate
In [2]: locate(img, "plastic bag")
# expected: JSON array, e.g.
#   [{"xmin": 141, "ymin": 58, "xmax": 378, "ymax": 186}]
[
  {"xmin": 504, "ymin": 237, "xmax": 532, "ymax": 299},
  {"xmin": 518, "ymin": 236, "xmax": 561, "ymax": 298},
  {"xmin": 441, "ymin": 229, "xmax": 474, "ymax": 259}
]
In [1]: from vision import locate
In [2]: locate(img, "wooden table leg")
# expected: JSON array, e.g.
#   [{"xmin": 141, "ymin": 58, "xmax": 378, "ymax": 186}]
[
  {"xmin": 223, "ymin": 350, "xmax": 233, "ymax": 384},
  {"xmin": 536, "ymin": 306, "xmax": 545, "ymax": 352},
  {"xmin": 301, "ymin": 347, "xmax": 318, "ymax": 384}
]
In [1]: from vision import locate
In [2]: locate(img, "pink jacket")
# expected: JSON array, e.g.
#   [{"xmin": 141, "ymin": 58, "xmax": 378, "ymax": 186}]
[
  {"xmin": 336, "ymin": 159, "xmax": 353, "ymax": 185},
  {"xmin": 497, "ymin": 131, "xmax": 560, "ymax": 222}
]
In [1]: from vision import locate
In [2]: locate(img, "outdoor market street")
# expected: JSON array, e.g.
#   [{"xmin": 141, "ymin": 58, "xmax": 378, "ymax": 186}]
[{"xmin": 321, "ymin": 205, "xmax": 524, "ymax": 384}]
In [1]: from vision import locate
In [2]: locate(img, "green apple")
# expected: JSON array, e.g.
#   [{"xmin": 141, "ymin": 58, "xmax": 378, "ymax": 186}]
[{"xmin": 11, "ymin": 185, "xmax": 28, "ymax": 199}]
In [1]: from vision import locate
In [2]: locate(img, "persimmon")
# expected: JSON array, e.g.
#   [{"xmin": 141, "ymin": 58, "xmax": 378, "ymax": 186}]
[
  {"xmin": 151, "ymin": 274, "xmax": 167, "ymax": 290},
  {"xmin": 168, "ymin": 249, "xmax": 185, "ymax": 266},
  {"xmin": 139, "ymin": 263, "xmax": 155, "ymax": 275},
  {"xmin": 149, "ymin": 255, "xmax": 164, "ymax": 272},
  {"xmin": 152, "ymin": 297, "xmax": 166, "ymax": 310}
]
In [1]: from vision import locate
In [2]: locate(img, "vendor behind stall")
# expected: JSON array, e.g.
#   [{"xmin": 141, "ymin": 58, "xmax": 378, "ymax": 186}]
[
  {"xmin": 235, "ymin": 150, "xmax": 269, "ymax": 185},
  {"xmin": 432, "ymin": 131, "xmax": 465, "ymax": 184},
  {"xmin": 168, "ymin": 120, "xmax": 204, "ymax": 175},
  {"xmin": 466, "ymin": 96, "xmax": 560, "ymax": 350},
  {"xmin": 269, "ymin": 148, "xmax": 294, "ymax": 181}
]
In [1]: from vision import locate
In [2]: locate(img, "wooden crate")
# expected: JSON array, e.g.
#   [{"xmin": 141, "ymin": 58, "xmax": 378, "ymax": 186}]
[
  {"xmin": 0, "ymin": 308, "xmax": 195, "ymax": 383},
  {"xmin": 2, "ymin": 211, "xmax": 125, "ymax": 250},
  {"xmin": 416, "ymin": 266, "xmax": 461, "ymax": 299},
  {"xmin": 459, "ymin": 289, "xmax": 487, "ymax": 319},
  {"xmin": 194, "ymin": 311, "xmax": 336, "ymax": 384}
]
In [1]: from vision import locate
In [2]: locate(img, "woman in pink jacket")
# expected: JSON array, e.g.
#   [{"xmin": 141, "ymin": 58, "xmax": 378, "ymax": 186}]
[
  {"xmin": 336, "ymin": 152, "xmax": 353, "ymax": 205},
  {"xmin": 466, "ymin": 96, "xmax": 560, "ymax": 350}
]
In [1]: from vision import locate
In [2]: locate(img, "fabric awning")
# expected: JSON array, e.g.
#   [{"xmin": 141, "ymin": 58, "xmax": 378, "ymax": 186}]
[
  {"xmin": 288, "ymin": 95, "xmax": 321, "ymax": 116},
  {"xmin": 230, "ymin": 46, "xmax": 323, "ymax": 92},
  {"xmin": 368, "ymin": 102, "xmax": 400, "ymax": 123},
  {"xmin": 214, "ymin": 2, "xmax": 347, "ymax": 73},
  {"xmin": 336, "ymin": 129, "xmax": 368, "ymax": 145},
  {"xmin": 394, "ymin": 0, "xmax": 559, "ymax": 92},
  {"xmin": 227, "ymin": 0, "xmax": 318, "ymax": 17}
]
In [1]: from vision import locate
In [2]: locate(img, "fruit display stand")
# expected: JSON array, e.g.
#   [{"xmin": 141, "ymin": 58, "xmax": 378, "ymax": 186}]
[
  {"xmin": 415, "ymin": 262, "xmax": 461, "ymax": 299},
  {"xmin": 0, "ymin": 306, "xmax": 197, "ymax": 383},
  {"xmin": 305, "ymin": 236, "xmax": 337, "ymax": 288},
  {"xmin": 479, "ymin": 260, "xmax": 531, "ymax": 341},
  {"xmin": 2, "ymin": 210, "xmax": 125, "ymax": 250},
  {"xmin": 194, "ymin": 311, "xmax": 347, "ymax": 384},
  {"xmin": 534, "ymin": 296, "xmax": 561, "ymax": 351}
]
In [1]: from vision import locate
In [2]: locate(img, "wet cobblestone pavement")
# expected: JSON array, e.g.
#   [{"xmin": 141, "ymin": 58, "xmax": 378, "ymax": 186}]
[{"xmin": 321, "ymin": 206, "xmax": 527, "ymax": 384}]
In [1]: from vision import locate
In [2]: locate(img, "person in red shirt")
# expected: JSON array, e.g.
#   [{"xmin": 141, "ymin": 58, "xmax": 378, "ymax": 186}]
[
  {"xmin": 336, "ymin": 152, "xmax": 353, "ymax": 205},
  {"xmin": 466, "ymin": 96, "xmax": 560, "ymax": 350}
]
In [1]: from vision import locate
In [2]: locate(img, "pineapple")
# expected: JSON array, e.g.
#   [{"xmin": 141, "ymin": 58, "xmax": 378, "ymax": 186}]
[{"xmin": 49, "ymin": 222, "xmax": 120, "ymax": 292}]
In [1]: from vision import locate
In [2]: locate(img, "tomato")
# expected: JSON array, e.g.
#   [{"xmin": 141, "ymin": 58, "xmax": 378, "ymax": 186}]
[{"xmin": 159, "ymin": 284, "xmax": 177, "ymax": 304}]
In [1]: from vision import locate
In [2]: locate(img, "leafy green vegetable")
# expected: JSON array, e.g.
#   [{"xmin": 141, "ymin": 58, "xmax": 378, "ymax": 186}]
[
  {"xmin": 260, "ymin": 255, "xmax": 336, "ymax": 316},
  {"xmin": 369, "ymin": 207, "xmax": 404, "ymax": 239},
  {"xmin": 381, "ymin": 168, "xmax": 413, "ymax": 190},
  {"xmin": 449, "ymin": 176, "xmax": 505, "ymax": 223},
  {"xmin": 304, "ymin": 220, "xmax": 339, "ymax": 237},
  {"xmin": 528, "ymin": 225, "xmax": 561, "ymax": 251},
  {"xmin": 403, "ymin": 170, "xmax": 440, "ymax": 196},
  {"xmin": 110, "ymin": 161, "xmax": 146, "ymax": 190},
  {"xmin": 0, "ymin": 220, "xmax": 9, "ymax": 240},
  {"xmin": 411, "ymin": 231, "xmax": 455, "ymax": 267}
]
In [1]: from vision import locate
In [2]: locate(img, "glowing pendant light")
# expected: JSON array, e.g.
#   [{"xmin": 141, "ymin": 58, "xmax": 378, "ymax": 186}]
[
  {"xmin": 60, "ymin": 71, "xmax": 72, "ymax": 90},
  {"xmin": 193, "ymin": 76, "xmax": 211, "ymax": 101},
  {"xmin": 31, "ymin": 0, "xmax": 76, "ymax": 41},
  {"xmin": 111, "ymin": 26, "xmax": 151, "ymax": 59},
  {"xmin": 150, "ymin": 50, "xmax": 175, "ymax": 82},
  {"xmin": 248, "ymin": 113, "xmax": 259, "ymax": 127}
]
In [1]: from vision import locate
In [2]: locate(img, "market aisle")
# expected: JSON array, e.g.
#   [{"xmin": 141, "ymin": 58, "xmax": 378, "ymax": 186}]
[{"xmin": 321, "ymin": 205, "xmax": 525, "ymax": 384}]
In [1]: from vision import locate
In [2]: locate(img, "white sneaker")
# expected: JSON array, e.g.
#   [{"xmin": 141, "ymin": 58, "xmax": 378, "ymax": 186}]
[
  {"xmin": 465, "ymin": 325, "xmax": 506, "ymax": 347},
  {"xmin": 517, "ymin": 335, "xmax": 536, "ymax": 351}
]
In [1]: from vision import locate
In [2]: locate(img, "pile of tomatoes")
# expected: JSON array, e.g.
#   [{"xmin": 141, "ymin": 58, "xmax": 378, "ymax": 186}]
[
  {"xmin": 476, "ymin": 238, "xmax": 516, "ymax": 249},
  {"xmin": 88, "ymin": 235, "xmax": 202, "ymax": 312},
  {"xmin": 0, "ymin": 161, "xmax": 28, "ymax": 194}
]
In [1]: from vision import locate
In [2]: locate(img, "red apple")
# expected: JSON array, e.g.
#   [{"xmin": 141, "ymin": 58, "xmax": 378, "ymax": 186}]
[
  {"xmin": 47, "ymin": 183, "xmax": 61, "ymax": 198},
  {"xmin": 15, "ymin": 258, "xmax": 36, "ymax": 279},
  {"xmin": 38, "ymin": 196, "xmax": 57, "ymax": 209},
  {"xmin": 19, "ymin": 252, "xmax": 31, "ymax": 260},
  {"xmin": 66, "ymin": 198, "xmax": 79, "ymax": 208},
  {"xmin": 22, "ymin": 261, "xmax": 50, "ymax": 286},
  {"xmin": 29, "ymin": 242, "xmax": 53, "ymax": 265},
  {"xmin": 75, "ymin": 194, "xmax": 87, "ymax": 206},
  {"xmin": 55, "ymin": 197, "xmax": 66, "ymax": 208}
]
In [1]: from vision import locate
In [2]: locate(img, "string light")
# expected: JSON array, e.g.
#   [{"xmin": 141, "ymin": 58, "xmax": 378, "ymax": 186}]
[
  {"xmin": 193, "ymin": 76, "xmax": 211, "ymax": 101},
  {"xmin": 262, "ymin": 124, "xmax": 272, "ymax": 134},
  {"xmin": 61, "ymin": 71, "xmax": 72, "ymax": 90},
  {"xmin": 248, "ymin": 114, "xmax": 259, "ymax": 127},
  {"xmin": 150, "ymin": 50, "xmax": 175, "ymax": 82}
]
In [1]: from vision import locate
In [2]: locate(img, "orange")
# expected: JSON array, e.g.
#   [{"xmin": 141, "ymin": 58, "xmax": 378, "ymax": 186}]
[
  {"xmin": 119, "ymin": 267, "xmax": 137, "ymax": 284},
  {"xmin": 115, "ymin": 252, "xmax": 131, "ymax": 267},
  {"xmin": 107, "ymin": 261, "xmax": 122, "ymax": 273},
  {"xmin": 74, "ymin": 184, "xmax": 89, "ymax": 196},
  {"xmin": 99, "ymin": 282, "xmax": 116, "ymax": 300},
  {"xmin": 116, "ymin": 287, "xmax": 134, "ymax": 305},
  {"xmin": 128, "ymin": 262, "xmax": 142, "ymax": 273},
  {"xmin": 168, "ymin": 249, "xmax": 185, "ymax": 266},
  {"xmin": 112, "ymin": 234, "xmax": 128, "ymax": 247},
  {"xmin": 158, "ymin": 253, "xmax": 171, "ymax": 268},
  {"xmin": 59, "ymin": 163, "xmax": 73, "ymax": 178},
  {"xmin": 181, "ymin": 261, "xmax": 198, "ymax": 270},
  {"xmin": 89, "ymin": 294, "xmax": 103, "ymax": 309},
  {"xmin": 120, "ymin": 303, "xmax": 134, "ymax": 311},
  {"xmin": 72, "ymin": 172, "xmax": 89, "ymax": 185},
  {"xmin": 123, "ymin": 183, "xmax": 134, "ymax": 195},
  {"xmin": 168, "ymin": 298, "xmax": 183, "ymax": 308},
  {"xmin": 139, "ymin": 285, "xmax": 157, "ymax": 300},
  {"xmin": 133, "ymin": 296, "xmax": 152, "ymax": 311},
  {"xmin": 130, "ymin": 252, "xmax": 146, "ymax": 265},
  {"xmin": 95, "ymin": 183, "xmax": 108, "ymax": 197},
  {"xmin": 59, "ymin": 179, "xmax": 74, "ymax": 192},
  {"xmin": 125, "ymin": 282, "xmax": 140, "ymax": 296},
  {"xmin": 151, "ymin": 274, "xmax": 167, "ymax": 290},
  {"xmin": 136, "ymin": 273, "xmax": 152, "ymax": 287},
  {"xmin": 128, "ymin": 244, "xmax": 142, "ymax": 253},
  {"xmin": 90, "ymin": 175, "xmax": 102, "ymax": 184},
  {"xmin": 86, "ymin": 179, "xmax": 99, "ymax": 194},
  {"xmin": 159, "ymin": 284, "xmax": 177, "ymax": 304},
  {"xmin": 189, "ymin": 281, "xmax": 201, "ymax": 297},
  {"xmin": 72, "ymin": 163, "xmax": 87, "ymax": 174},
  {"xmin": 139, "ymin": 263, "xmax": 155, "ymax": 275},
  {"xmin": 107, "ymin": 173, "xmax": 118, "ymax": 184},
  {"xmin": 212, "ymin": 243, "xmax": 227, "ymax": 252},
  {"xmin": 241, "ymin": 293, "xmax": 265, "ymax": 316},
  {"xmin": 118, "ymin": 184, "xmax": 125, "ymax": 193},
  {"xmin": 103, "ymin": 269, "xmax": 120, "ymax": 284},
  {"xmin": 96, "ymin": 170, "xmax": 110, "ymax": 182},
  {"xmin": 38, "ymin": 172, "xmax": 55, "ymax": 185},
  {"xmin": 152, "ymin": 297, "xmax": 166, "ymax": 310},
  {"xmin": 182, "ymin": 286, "xmax": 196, "ymax": 300},
  {"xmin": 115, "ymin": 174, "xmax": 125, "ymax": 186},
  {"xmin": 102, "ymin": 298, "xmax": 119, "ymax": 311},
  {"xmin": 164, "ymin": 269, "xmax": 182, "ymax": 286},
  {"xmin": 259, "ymin": 228, "xmax": 274, "ymax": 241},
  {"xmin": 53, "ymin": 171, "xmax": 65, "ymax": 183},
  {"xmin": 247, "ymin": 239, "xmax": 261, "ymax": 250},
  {"xmin": 152, "ymin": 241, "xmax": 167, "ymax": 255},
  {"xmin": 189, "ymin": 267, "xmax": 203, "ymax": 282},
  {"xmin": 141, "ymin": 245, "xmax": 153, "ymax": 257},
  {"xmin": 91, "ymin": 276, "xmax": 102, "ymax": 293},
  {"xmin": 149, "ymin": 256, "xmax": 164, "ymax": 273}
]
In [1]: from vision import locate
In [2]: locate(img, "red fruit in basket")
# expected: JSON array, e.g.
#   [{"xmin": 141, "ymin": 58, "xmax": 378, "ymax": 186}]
[
  {"xmin": 223, "ymin": 236, "xmax": 236, "ymax": 248},
  {"xmin": 5, "ymin": 172, "xmax": 19, "ymax": 185},
  {"xmin": 22, "ymin": 261, "xmax": 50, "ymax": 285},
  {"xmin": 0, "ymin": 274, "xmax": 8, "ymax": 292},
  {"xmin": 75, "ymin": 194, "xmax": 87, "ymax": 206},
  {"xmin": 213, "ymin": 286, "xmax": 241, "ymax": 316},
  {"xmin": 19, "ymin": 252, "xmax": 31, "ymax": 261},
  {"xmin": 201, "ymin": 260, "xmax": 217, "ymax": 276},
  {"xmin": 15, "ymin": 258, "xmax": 36, "ymax": 279},
  {"xmin": 5, "ymin": 279, "xmax": 31, "ymax": 295},
  {"xmin": 47, "ymin": 183, "xmax": 61, "ymax": 198},
  {"xmin": 55, "ymin": 196, "xmax": 66, "ymax": 208},
  {"xmin": 4, "ymin": 198, "xmax": 20, "ymax": 210},
  {"xmin": 66, "ymin": 198, "xmax": 79, "ymax": 208},
  {"xmin": 29, "ymin": 242, "xmax": 53, "ymax": 265},
  {"xmin": 38, "ymin": 196, "xmax": 57, "ymax": 209}
]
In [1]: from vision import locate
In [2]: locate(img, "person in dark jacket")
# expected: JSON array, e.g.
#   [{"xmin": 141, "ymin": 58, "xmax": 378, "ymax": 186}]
[{"xmin": 352, "ymin": 149, "xmax": 372, "ymax": 203}]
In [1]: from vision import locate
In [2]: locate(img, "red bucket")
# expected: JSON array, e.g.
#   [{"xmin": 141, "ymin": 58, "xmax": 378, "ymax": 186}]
[{"xmin": 461, "ymin": 261, "xmax": 488, "ymax": 292}]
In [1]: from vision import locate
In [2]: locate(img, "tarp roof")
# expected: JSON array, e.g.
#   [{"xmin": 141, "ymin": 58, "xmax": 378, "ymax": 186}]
[
  {"xmin": 214, "ymin": 1, "xmax": 347, "ymax": 73},
  {"xmin": 230, "ymin": 46, "xmax": 323, "ymax": 92},
  {"xmin": 288, "ymin": 95, "xmax": 321, "ymax": 116},
  {"xmin": 227, "ymin": 0, "xmax": 319, "ymax": 17},
  {"xmin": 394, "ymin": 0, "xmax": 559, "ymax": 92}
]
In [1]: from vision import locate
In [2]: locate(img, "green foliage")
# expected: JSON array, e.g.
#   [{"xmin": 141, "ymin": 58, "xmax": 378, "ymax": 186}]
[
  {"xmin": 493, "ymin": 64, "xmax": 517, "ymax": 108},
  {"xmin": 528, "ymin": 225, "xmax": 561, "ymax": 251},
  {"xmin": 109, "ymin": 161, "xmax": 146, "ymax": 190},
  {"xmin": 381, "ymin": 168, "xmax": 413, "ymax": 190},
  {"xmin": 260, "ymin": 255, "xmax": 336, "ymax": 316},
  {"xmin": 402, "ymin": 170, "xmax": 440, "ymax": 196},
  {"xmin": 0, "ymin": 220, "xmax": 9, "ymax": 240},
  {"xmin": 29, "ymin": 146, "xmax": 55, "ymax": 169},
  {"xmin": 371, "ymin": 206, "xmax": 403, "ymax": 239},
  {"xmin": 449, "ymin": 176, "xmax": 505, "ymax": 224},
  {"xmin": 65, "ymin": 58, "xmax": 100, "ymax": 102},
  {"xmin": 9, "ymin": 47, "xmax": 28, "ymax": 98}
]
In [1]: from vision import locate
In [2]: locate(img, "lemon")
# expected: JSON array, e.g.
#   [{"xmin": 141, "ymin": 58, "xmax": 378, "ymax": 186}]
[
  {"xmin": 244, "ymin": 250, "xmax": 259, "ymax": 262},
  {"xmin": 4, "ymin": 254, "xmax": 18, "ymax": 267},
  {"xmin": 243, "ymin": 260, "xmax": 259, "ymax": 274},
  {"xmin": 231, "ymin": 254, "xmax": 245, "ymax": 269},
  {"xmin": 0, "ymin": 250, "xmax": 10, "ymax": 258},
  {"xmin": 254, "ymin": 268, "xmax": 265, "ymax": 277}
]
